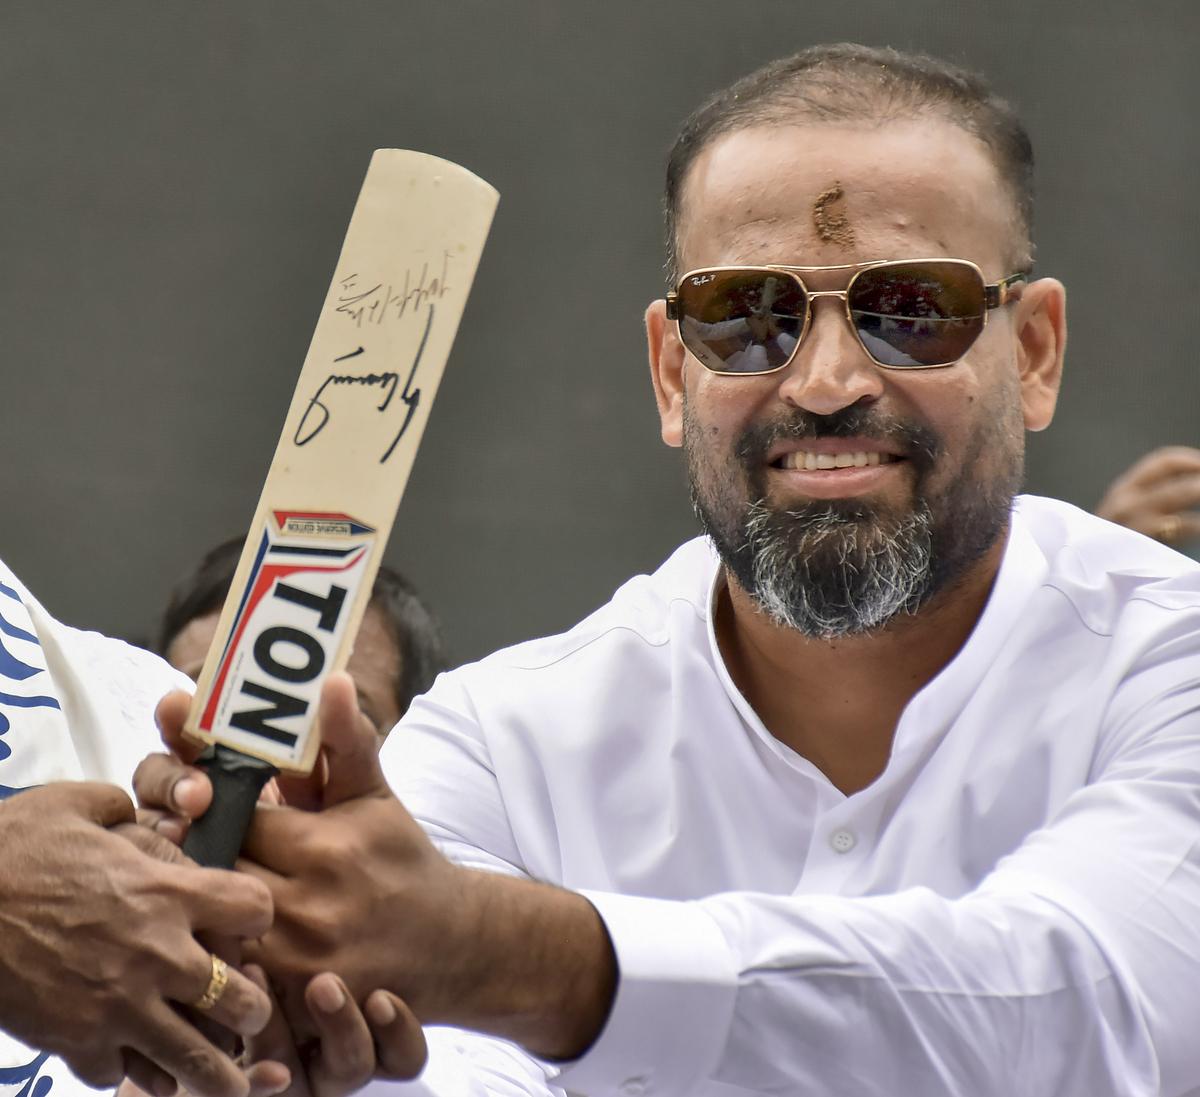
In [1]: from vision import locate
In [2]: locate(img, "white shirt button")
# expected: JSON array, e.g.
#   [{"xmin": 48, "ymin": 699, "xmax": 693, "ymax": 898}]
[
  {"xmin": 829, "ymin": 828, "xmax": 857, "ymax": 854},
  {"xmin": 620, "ymin": 1077, "xmax": 650, "ymax": 1096}
]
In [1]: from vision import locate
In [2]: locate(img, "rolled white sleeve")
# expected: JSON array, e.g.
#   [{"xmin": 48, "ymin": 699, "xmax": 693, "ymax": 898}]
[{"xmin": 556, "ymin": 892, "xmax": 737, "ymax": 1096}]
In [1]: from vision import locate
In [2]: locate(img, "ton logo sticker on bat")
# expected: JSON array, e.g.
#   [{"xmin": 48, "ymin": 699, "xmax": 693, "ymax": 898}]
[{"xmin": 198, "ymin": 510, "xmax": 374, "ymax": 767}]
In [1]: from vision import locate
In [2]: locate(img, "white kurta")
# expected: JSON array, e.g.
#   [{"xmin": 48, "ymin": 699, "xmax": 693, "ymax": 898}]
[
  {"xmin": 0, "ymin": 561, "xmax": 185, "ymax": 1097},
  {"xmin": 373, "ymin": 496, "xmax": 1200, "ymax": 1097}
]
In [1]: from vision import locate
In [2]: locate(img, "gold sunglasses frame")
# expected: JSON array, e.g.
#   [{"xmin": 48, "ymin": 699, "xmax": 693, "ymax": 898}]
[{"xmin": 664, "ymin": 257, "xmax": 1028, "ymax": 375}]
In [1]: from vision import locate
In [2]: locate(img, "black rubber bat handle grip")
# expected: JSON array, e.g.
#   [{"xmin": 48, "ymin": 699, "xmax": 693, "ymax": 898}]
[{"xmin": 182, "ymin": 744, "xmax": 278, "ymax": 869}]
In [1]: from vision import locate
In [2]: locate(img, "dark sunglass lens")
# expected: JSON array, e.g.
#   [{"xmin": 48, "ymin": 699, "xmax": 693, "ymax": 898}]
[
  {"xmin": 677, "ymin": 271, "xmax": 806, "ymax": 373},
  {"xmin": 849, "ymin": 261, "xmax": 986, "ymax": 367}
]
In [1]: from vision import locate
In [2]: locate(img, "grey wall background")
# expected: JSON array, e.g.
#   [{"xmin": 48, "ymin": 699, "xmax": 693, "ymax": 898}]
[{"xmin": 2, "ymin": 1, "xmax": 1196, "ymax": 663}]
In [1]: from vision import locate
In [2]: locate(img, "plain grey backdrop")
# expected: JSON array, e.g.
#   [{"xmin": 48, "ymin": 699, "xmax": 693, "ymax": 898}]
[{"xmin": 2, "ymin": 1, "xmax": 1196, "ymax": 663}]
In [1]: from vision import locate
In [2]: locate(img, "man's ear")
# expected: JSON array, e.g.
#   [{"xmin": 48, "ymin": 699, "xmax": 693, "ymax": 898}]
[
  {"xmin": 646, "ymin": 298, "xmax": 686, "ymax": 448},
  {"xmin": 1013, "ymin": 277, "xmax": 1067, "ymax": 432}
]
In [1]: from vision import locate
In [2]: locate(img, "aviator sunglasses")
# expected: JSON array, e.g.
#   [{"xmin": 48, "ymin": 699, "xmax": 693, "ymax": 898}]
[{"xmin": 665, "ymin": 258, "xmax": 1027, "ymax": 374}]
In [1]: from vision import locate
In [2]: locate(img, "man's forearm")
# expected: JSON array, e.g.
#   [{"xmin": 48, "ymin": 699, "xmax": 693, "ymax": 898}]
[
  {"xmin": 235, "ymin": 783, "xmax": 618, "ymax": 1065},
  {"xmin": 426, "ymin": 869, "xmax": 618, "ymax": 1060}
]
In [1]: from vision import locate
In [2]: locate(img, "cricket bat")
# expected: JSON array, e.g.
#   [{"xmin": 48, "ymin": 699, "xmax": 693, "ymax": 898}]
[{"xmin": 181, "ymin": 150, "xmax": 497, "ymax": 868}]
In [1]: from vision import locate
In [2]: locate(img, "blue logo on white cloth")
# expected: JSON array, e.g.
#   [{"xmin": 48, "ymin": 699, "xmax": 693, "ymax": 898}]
[
  {"xmin": 0, "ymin": 578, "xmax": 57, "ymax": 1092},
  {"xmin": 0, "ymin": 578, "xmax": 58, "ymax": 800},
  {"xmin": 0, "ymin": 1052, "xmax": 53, "ymax": 1097}
]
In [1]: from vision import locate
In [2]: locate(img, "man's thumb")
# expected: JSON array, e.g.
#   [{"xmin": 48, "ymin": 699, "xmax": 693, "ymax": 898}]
[{"xmin": 316, "ymin": 671, "xmax": 389, "ymax": 807}]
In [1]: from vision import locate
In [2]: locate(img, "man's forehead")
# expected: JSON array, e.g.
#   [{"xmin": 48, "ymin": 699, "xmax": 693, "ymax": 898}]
[{"xmin": 676, "ymin": 120, "xmax": 1015, "ymax": 270}]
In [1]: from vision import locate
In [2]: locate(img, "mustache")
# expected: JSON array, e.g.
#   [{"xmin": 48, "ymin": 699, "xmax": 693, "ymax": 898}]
[{"xmin": 734, "ymin": 405, "xmax": 941, "ymax": 471}]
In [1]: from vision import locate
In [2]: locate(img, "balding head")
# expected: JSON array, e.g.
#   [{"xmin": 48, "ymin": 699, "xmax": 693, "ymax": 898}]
[{"xmin": 664, "ymin": 44, "xmax": 1035, "ymax": 282}]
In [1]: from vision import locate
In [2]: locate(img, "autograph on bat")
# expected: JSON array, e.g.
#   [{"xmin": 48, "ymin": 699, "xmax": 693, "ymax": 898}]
[
  {"xmin": 335, "ymin": 253, "xmax": 452, "ymax": 328},
  {"xmin": 293, "ymin": 303, "xmax": 434, "ymax": 463}
]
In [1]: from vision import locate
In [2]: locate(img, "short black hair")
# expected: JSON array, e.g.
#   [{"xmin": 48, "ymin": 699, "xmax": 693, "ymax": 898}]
[
  {"xmin": 665, "ymin": 43, "xmax": 1034, "ymax": 282},
  {"xmin": 156, "ymin": 535, "xmax": 448, "ymax": 716}
]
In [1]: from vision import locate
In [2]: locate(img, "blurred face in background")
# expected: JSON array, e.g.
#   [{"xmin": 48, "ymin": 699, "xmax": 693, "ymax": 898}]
[{"xmin": 166, "ymin": 601, "xmax": 404, "ymax": 736}]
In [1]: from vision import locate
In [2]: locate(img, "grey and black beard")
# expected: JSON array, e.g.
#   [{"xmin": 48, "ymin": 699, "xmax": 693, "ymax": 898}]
[
  {"xmin": 686, "ymin": 403, "xmax": 1019, "ymax": 639},
  {"xmin": 734, "ymin": 497, "xmax": 936, "ymax": 635}
]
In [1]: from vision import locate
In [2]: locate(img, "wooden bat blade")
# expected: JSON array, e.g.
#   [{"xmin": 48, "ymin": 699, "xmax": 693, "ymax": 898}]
[{"xmin": 184, "ymin": 150, "xmax": 497, "ymax": 775}]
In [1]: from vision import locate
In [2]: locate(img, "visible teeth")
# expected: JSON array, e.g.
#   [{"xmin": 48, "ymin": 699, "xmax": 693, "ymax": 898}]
[{"xmin": 782, "ymin": 450, "xmax": 890, "ymax": 470}]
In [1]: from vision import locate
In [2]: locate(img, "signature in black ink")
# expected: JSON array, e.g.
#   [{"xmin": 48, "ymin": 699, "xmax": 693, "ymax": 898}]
[
  {"xmin": 293, "ymin": 305, "xmax": 435, "ymax": 464},
  {"xmin": 335, "ymin": 251, "xmax": 453, "ymax": 328}
]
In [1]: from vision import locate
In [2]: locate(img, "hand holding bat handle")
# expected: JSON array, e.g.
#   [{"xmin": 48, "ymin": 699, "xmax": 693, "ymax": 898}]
[{"xmin": 183, "ymin": 745, "xmax": 278, "ymax": 868}]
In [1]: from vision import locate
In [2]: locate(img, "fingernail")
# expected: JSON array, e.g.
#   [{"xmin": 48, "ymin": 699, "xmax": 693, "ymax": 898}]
[
  {"xmin": 243, "ymin": 964, "xmax": 267, "ymax": 989},
  {"xmin": 258, "ymin": 1070, "xmax": 291, "ymax": 1097},
  {"xmin": 311, "ymin": 977, "xmax": 345, "ymax": 1014},
  {"xmin": 366, "ymin": 992, "xmax": 396, "ymax": 1026},
  {"xmin": 173, "ymin": 777, "xmax": 202, "ymax": 810}
]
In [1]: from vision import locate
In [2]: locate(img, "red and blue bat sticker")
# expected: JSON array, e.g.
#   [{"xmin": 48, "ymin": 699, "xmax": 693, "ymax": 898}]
[{"xmin": 197, "ymin": 510, "xmax": 375, "ymax": 768}]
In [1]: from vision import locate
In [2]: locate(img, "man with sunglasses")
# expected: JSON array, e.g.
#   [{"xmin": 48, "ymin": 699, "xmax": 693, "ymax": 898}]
[{"xmin": 140, "ymin": 43, "xmax": 1200, "ymax": 1096}]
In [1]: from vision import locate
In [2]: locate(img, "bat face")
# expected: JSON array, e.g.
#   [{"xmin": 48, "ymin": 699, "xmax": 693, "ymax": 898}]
[{"xmin": 185, "ymin": 151, "xmax": 498, "ymax": 773}]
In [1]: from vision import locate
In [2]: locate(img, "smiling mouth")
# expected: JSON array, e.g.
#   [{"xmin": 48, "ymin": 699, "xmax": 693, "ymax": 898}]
[{"xmin": 771, "ymin": 450, "xmax": 903, "ymax": 471}]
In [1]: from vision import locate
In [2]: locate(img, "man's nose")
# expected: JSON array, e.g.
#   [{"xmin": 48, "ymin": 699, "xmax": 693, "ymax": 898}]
[{"xmin": 775, "ymin": 297, "xmax": 884, "ymax": 416}]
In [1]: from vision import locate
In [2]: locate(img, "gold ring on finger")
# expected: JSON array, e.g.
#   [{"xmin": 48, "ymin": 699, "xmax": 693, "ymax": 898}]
[{"xmin": 192, "ymin": 954, "xmax": 230, "ymax": 1012}]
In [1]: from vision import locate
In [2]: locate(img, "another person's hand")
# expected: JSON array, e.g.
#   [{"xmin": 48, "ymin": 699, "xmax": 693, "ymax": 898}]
[
  {"xmin": 1095, "ymin": 445, "xmax": 1200, "ymax": 544},
  {"xmin": 239, "ymin": 966, "xmax": 426, "ymax": 1097},
  {"xmin": 117, "ymin": 967, "xmax": 425, "ymax": 1097},
  {"xmin": 0, "ymin": 782, "xmax": 274, "ymax": 1097},
  {"xmin": 134, "ymin": 691, "xmax": 332, "ymax": 847}
]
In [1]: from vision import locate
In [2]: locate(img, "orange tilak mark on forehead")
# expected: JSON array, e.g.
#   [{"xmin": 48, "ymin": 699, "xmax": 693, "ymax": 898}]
[{"xmin": 812, "ymin": 182, "xmax": 855, "ymax": 248}]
